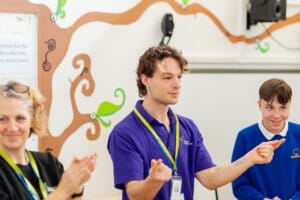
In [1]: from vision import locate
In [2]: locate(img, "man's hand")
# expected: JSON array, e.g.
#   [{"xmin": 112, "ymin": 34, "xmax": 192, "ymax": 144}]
[
  {"xmin": 148, "ymin": 159, "xmax": 172, "ymax": 182},
  {"xmin": 248, "ymin": 138, "xmax": 285, "ymax": 164}
]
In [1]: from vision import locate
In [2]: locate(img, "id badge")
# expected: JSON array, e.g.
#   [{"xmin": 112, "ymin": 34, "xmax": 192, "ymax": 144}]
[{"xmin": 170, "ymin": 175, "xmax": 182, "ymax": 200}]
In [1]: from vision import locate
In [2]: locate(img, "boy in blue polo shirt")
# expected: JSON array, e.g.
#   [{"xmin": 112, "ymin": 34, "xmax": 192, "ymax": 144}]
[
  {"xmin": 108, "ymin": 45, "xmax": 285, "ymax": 200},
  {"xmin": 232, "ymin": 78, "xmax": 300, "ymax": 200}
]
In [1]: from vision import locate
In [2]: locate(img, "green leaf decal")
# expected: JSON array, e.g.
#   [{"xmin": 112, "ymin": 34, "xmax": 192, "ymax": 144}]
[
  {"xmin": 52, "ymin": 0, "xmax": 67, "ymax": 21},
  {"xmin": 94, "ymin": 88, "xmax": 126, "ymax": 128},
  {"xmin": 255, "ymin": 39, "xmax": 270, "ymax": 53},
  {"xmin": 182, "ymin": 0, "xmax": 189, "ymax": 5}
]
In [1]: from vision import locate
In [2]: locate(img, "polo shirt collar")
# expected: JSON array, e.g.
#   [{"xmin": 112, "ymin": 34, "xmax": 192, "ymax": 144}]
[
  {"xmin": 258, "ymin": 120, "xmax": 288, "ymax": 140},
  {"xmin": 135, "ymin": 100, "xmax": 176, "ymax": 124}
]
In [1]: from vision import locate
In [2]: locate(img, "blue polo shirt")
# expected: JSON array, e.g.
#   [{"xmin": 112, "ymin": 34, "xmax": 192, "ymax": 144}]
[{"xmin": 107, "ymin": 100, "xmax": 214, "ymax": 200}]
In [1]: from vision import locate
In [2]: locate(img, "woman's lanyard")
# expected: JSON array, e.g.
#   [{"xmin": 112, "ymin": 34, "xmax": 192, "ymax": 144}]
[
  {"xmin": 0, "ymin": 149, "xmax": 48, "ymax": 200},
  {"xmin": 133, "ymin": 107, "xmax": 180, "ymax": 173}
]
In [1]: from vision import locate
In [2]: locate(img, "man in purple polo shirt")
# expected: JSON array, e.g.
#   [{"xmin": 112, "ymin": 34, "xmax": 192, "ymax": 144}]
[{"xmin": 107, "ymin": 45, "xmax": 285, "ymax": 200}]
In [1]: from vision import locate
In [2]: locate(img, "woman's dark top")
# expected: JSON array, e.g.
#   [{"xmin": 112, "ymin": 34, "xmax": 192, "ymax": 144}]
[{"xmin": 0, "ymin": 151, "xmax": 64, "ymax": 200}]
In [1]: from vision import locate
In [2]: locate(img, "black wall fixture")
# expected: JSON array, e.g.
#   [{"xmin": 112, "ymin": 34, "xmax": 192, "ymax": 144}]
[
  {"xmin": 247, "ymin": 0, "xmax": 286, "ymax": 29},
  {"xmin": 159, "ymin": 13, "xmax": 174, "ymax": 45}
]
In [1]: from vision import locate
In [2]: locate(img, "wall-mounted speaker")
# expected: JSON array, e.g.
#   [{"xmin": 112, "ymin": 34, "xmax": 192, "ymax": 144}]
[{"xmin": 247, "ymin": 0, "xmax": 286, "ymax": 29}]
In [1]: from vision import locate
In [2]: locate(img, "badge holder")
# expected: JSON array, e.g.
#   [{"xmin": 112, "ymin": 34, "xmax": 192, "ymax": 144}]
[{"xmin": 170, "ymin": 174, "xmax": 183, "ymax": 200}]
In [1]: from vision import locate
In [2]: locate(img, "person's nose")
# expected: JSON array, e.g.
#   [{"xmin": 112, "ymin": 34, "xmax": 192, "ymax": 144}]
[
  {"xmin": 7, "ymin": 120, "xmax": 19, "ymax": 131},
  {"xmin": 173, "ymin": 78, "xmax": 181, "ymax": 88},
  {"xmin": 272, "ymin": 109, "xmax": 281, "ymax": 119}
]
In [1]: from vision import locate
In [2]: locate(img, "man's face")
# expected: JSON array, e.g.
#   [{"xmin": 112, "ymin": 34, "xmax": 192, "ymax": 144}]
[
  {"xmin": 141, "ymin": 57, "xmax": 183, "ymax": 106},
  {"xmin": 258, "ymin": 97, "xmax": 291, "ymax": 134}
]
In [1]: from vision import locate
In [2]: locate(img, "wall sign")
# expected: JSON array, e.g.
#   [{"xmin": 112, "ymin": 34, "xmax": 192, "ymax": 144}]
[{"xmin": 0, "ymin": 12, "xmax": 37, "ymax": 85}]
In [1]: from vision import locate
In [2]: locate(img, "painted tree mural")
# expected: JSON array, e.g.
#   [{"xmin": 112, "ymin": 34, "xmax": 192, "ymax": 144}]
[{"xmin": 1, "ymin": 0, "xmax": 300, "ymax": 156}]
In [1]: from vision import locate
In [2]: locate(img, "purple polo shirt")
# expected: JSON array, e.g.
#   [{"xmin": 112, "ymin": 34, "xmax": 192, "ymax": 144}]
[{"xmin": 107, "ymin": 100, "xmax": 214, "ymax": 200}]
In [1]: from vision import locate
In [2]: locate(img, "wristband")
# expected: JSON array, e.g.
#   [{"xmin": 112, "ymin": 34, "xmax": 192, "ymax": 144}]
[{"xmin": 71, "ymin": 187, "xmax": 84, "ymax": 198}]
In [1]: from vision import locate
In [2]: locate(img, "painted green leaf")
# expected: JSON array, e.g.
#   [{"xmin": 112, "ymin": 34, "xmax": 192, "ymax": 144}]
[
  {"xmin": 54, "ymin": 0, "xmax": 67, "ymax": 19},
  {"xmin": 96, "ymin": 88, "xmax": 125, "ymax": 116},
  {"xmin": 182, "ymin": 0, "xmax": 189, "ymax": 5},
  {"xmin": 256, "ymin": 39, "xmax": 270, "ymax": 53},
  {"xmin": 58, "ymin": 0, "xmax": 67, "ymax": 9},
  {"xmin": 95, "ymin": 88, "xmax": 126, "ymax": 128}
]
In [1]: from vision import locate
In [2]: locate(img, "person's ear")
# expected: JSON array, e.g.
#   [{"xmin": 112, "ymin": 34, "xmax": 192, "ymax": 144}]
[
  {"xmin": 140, "ymin": 74, "xmax": 148, "ymax": 87},
  {"xmin": 258, "ymin": 100, "xmax": 262, "ymax": 109}
]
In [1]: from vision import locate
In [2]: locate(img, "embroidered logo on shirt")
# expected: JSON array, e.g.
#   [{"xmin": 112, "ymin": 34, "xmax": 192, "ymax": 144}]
[
  {"xmin": 180, "ymin": 136, "xmax": 193, "ymax": 145},
  {"xmin": 291, "ymin": 148, "xmax": 300, "ymax": 158}
]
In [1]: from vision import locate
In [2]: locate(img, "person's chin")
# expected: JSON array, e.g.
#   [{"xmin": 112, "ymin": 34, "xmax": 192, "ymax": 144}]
[
  {"xmin": 271, "ymin": 126, "xmax": 283, "ymax": 134},
  {"xmin": 169, "ymin": 99, "xmax": 178, "ymax": 105}
]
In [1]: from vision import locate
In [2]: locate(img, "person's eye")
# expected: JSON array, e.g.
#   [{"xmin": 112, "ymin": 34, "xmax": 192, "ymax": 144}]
[
  {"xmin": 0, "ymin": 117, "xmax": 8, "ymax": 123},
  {"xmin": 265, "ymin": 105, "xmax": 273, "ymax": 110},
  {"xmin": 280, "ymin": 106, "xmax": 287, "ymax": 110},
  {"xmin": 163, "ymin": 76, "xmax": 171, "ymax": 80},
  {"xmin": 16, "ymin": 116, "xmax": 27, "ymax": 122}
]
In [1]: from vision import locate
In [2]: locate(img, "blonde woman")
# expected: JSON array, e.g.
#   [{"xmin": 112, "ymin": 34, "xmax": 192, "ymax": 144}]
[{"xmin": 0, "ymin": 81, "xmax": 96, "ymax": 200}]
